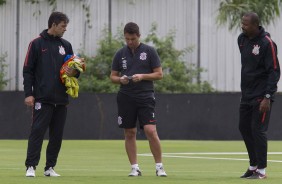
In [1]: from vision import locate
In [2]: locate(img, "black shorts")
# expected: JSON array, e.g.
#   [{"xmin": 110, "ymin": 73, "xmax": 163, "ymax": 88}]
[{"xmin": 116, "ymin": 92, "xmax": 157, "ymax": 129}]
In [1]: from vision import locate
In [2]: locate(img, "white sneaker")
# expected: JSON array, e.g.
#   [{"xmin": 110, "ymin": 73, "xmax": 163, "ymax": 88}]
[
  {"xmin": 128, "ymin": 168, "xmax": 142, "ymax": 176},
  {"xmin": 26, "ymin": 166, "xmax": 35, "ymax": 177},
  {"xmin": 44, "ymin": 167, "xmax": 61, "ymax": 177},
  {"xmin": 156, "ymin": 167, "xmax": 167, "ymax": 177}
]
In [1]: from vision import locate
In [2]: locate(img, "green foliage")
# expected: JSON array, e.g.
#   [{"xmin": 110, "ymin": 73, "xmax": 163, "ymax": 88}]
[
  {"xmin": 217, "ymin": 0, "xmax": 282, "ymax": 30},
  {"xmin": 25, "ymin": 0, "xmax": 57, "ymax": 13},
  {"xmin": 79, "ymin": 27, "xmax": 124, "ymax": 93},
  {"xmin": 0, "ymin": 0, "xmax": 6, "ymax": 5},
  {"xmin": 144, "ymin": 23, "xmax": 214, "ymax": 93},
  {"xmin": 25, "ymin": 0, "xmax": 92, "ymax": 28},
  {"xmin": 80, "ymin": 24, "xmax": 214, "ymax": 93},
  {"xmin": 0, "ymin": 52, "xmax": 8, "ymax": 91}
]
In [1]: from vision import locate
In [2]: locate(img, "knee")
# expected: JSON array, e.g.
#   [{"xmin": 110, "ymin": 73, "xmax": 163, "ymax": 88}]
[
  {"xmin": 124, "ymin": 129, "xmax": 137, "ymax": 139},
  {"xmin": 239, "ymin": 123, "xmax": 249, "ymax": 134},
  {"xmin": 144, "ymin": 126, "xmax": 158, "ymax": 139}
]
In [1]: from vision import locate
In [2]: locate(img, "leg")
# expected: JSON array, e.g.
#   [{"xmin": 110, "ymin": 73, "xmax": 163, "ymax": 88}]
[
  {"xmin": 137, "ymin": 97, "xmax": 162, "ymax": 163},
  {"xmin": 252, "ymin": 103, "xmax": 271, "ymax": 169},
  {"xmin": 124, "ymin": 128, "xmax": 138, "ymax": 165},
  {"xmin": 25, "ymin": 103, "xmax": 53, "ymax": 167},
  {"xmin": 117, "ymin": 92, "xmax": 138, "ymax": 165},
  {"xmin": 239, "ymin": 102, "xmax": 258, "ymax": 167},
  {"xmin": 144, "ymin": 124, "xmax": 162, "ymax": 163},
  {"xmin": 45, "ymin": 105, "xmax": 67, "ymax": 170}
]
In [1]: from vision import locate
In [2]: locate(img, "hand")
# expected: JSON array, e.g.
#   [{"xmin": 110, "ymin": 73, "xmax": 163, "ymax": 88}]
[
  {"xmin": 120, "ymin": 75, "xmax": 130, "ymax": 85},
  {"xmin": 64, "ymin": 66, "xmax": 78, "ymax": 77},
  {"xmin": 132, "ymin": 74, "xmax": 142, "ymax": 83},
  {"xmin": 24, "ymin": 96, "xmax": 35, "ymax": 107},
  {"xmin": 80, "ymin": 58, "xmax": 86, "ymax": 64},
  {"xmin": 259, "ymin": 98, "xmax": 271, "ymax": 112}
]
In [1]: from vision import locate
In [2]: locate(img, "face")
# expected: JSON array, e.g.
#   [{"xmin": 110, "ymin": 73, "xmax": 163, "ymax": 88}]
[
  {"xmin": 51, "ymin": 21, "xmax": 68, "ymax": 37},
  {"xmin": 124, "ymin": 33, "xmax": 140, "ymax": 50},
  {"xmin": 241, "ymin": 16, "xmax": 256, "ymax": 37}
]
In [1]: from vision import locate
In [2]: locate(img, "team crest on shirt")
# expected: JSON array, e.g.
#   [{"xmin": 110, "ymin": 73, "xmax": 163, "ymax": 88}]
[
  {"xmin": 252, "ymin": 45, "xmax": 260, "ymax": 55},
  {"xmin": 140, "ymin": 52, "xmax": 147, "ymax": 60},
  {"xmin": 59, "ymin": 46, "xmax": 66, "ymax": 55}
]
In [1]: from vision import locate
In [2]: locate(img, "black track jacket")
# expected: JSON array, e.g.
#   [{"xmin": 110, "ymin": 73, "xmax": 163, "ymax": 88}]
[
  {"xmin": 238, "ymin": 26, "xmax": 280, "ymax": 101},
  {"xmin": 23, "ymin": 29, "xmax": 73, "ymax": 105}
]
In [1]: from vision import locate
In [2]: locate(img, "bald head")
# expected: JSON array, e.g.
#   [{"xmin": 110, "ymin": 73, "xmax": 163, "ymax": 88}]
[{"xmin": 243, "ymin": 12, "xmax": 260, "ymax": 27}]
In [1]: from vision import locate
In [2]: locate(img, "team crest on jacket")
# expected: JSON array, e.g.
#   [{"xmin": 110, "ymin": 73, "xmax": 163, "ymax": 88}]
[
  {"xmin": 252, "ymin": 45, "xmax": 260, "ymax": 55},
  {"xmin": 59, "ymin": 46, "xmax": 66, "ymax": 55},
  {"xmin": 140, "ymin": 52, "xmax": 147, "ymax": 60}
]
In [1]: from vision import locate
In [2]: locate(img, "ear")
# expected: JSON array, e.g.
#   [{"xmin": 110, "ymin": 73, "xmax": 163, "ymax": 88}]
[{"xmin": 51, "ymin": 23, "xmax": 57, "ymax": 28}]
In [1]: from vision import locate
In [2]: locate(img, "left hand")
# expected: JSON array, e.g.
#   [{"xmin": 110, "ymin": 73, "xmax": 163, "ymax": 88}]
[
  {"xmin": 259, "ymin": 98, "xmax": 271, "ymax": 112},
  {"xmin": 132, "ymin": 74, "xmax": 143, "ymax": 83},
  {"xmin": 63, "ymin": 66, "xmax": 78, "ymax": 77}
]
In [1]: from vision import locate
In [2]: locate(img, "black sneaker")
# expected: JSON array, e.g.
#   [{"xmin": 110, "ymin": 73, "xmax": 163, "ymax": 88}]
[
  {"xmin": 240, "ymin": 169, "xmax": 255, "ymax": 178},
  {"xmin": 246, "ymin": 171, "xmax": 267, "ymax": 179}
]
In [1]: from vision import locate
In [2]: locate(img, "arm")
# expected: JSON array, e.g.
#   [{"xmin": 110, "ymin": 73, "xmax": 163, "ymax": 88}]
[
  {"xmin": 110, "ymin": 70, "xmax": 130, "ymax": 85},
  {"xmin": 131, "ymin": 67, "xmax": 163, "ymax": 82},
  {"xmin": 264, "ymin": 40, "xmax": 280, "ymax": 97},
  {"xmin": 23, "ymin": 41, "xmax": 37, "ymax": 106},
  {"xmin": 260, "ymin": 39, "xmax": 281, "ymax": 112},
  {"xmin": 130, "ymin": 46, "xmax": 163, "ymax": 82}
]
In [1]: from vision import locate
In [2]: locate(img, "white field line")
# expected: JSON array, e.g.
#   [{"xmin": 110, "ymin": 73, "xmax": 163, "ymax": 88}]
[
  {"xmin": 138, "ymin": 152, "xmax": 282, "ymax": 163},
  {"xmin": 162, "ymin": 152, "xmax": 282, "ymax": 155}
]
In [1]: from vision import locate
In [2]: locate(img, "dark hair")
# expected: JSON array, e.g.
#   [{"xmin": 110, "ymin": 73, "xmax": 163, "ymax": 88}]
[
  {"xmin": 243, "ymin": 12, "xmax": 260, "ymax": 26},
  {"xmin": 124, "ymin": 22, "xmax": 140, "ymax": 35},
  {"xmin": 48, "ymin": 12, "xmax": 69, "ymax": 28}
]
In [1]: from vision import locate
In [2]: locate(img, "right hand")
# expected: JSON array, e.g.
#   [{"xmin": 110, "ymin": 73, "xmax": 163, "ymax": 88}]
[
  {"xmin": 24, "ymin": 96, "xmax": 35, "ymax": 107},
  {"xmin": 120, "ymin": 75, "xmax": 130, "ymax": 85}
]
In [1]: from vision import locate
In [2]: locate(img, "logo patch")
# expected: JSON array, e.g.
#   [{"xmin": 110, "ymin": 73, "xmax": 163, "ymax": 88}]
[
  {"xmin": 252, "ymin": 45, "xmax": 260, "ymax": 55},
  {"xmin": 122, "ymin": 60, "xmax": 127, "ymax": 70},
  {"xmin": 140, "ymin": 52, "xmax": 147, "ymax": 60},
  {"xmin": 118, "ymin": 116, "xmax": 122, "ymax": 125},
  {"xmin": 59, "ymin": 46, "xmax": 66, "ymax": 55},
  {"xmin": 35, "ymin": 102, "xmax": 41, "ymax": 110}
]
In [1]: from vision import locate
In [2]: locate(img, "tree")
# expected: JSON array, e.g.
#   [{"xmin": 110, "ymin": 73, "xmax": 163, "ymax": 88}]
[
  {"xmin": 0, "ymin": 0, "xmax": 5, "ymax": 5},
  {"xmin": 216, "ymin": 0, "xmax": 282, "ymax": 30},
  {"xmin": 79, "ymin": 27, "xmax": 124, "ymax": 93},
  {"xmin": 0, "ymin": 52, "xmax": 8, "ymax": 91},
  {"xmin": 24, "ymin": 0, "xmax": 92, "ymax": 28},
  {"xmin": 144, "ymin": 23, "xmax": 214, "ymax": 93},
  {"xmin": 79, "ymin": 24, "xmax": 214, "ymax": 93}
]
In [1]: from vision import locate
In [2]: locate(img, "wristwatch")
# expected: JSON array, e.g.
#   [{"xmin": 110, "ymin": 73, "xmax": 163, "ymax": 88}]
[{"xmin": 265, "ymin": 94, "xmax": 271, "ymax": 99}]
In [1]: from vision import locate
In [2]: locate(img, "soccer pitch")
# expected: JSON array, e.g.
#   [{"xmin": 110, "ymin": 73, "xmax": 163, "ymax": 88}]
[{"xmin": 1, "ymin": 140, "xmax": 282, "ymax": 184}]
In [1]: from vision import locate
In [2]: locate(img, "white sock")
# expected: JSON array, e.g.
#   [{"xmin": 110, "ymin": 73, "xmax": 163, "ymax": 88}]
[
  {"xmin": 257, "ymin": 168, "xmax": 266, "ymax": 175},
  {"xmin": 249, "ymin": 166, "xmax": 257, "ymax": 171},
  {"xmin": 156, "ymin": 163, "xmax": 163, "ymax": 170},
  {"xmin": 131, "ymin": 164, "xmax": 139, "ymax": 169}
]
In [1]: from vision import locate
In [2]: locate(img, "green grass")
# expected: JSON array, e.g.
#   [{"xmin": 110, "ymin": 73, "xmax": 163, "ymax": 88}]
[{"xmin": 1, "ymin": 140, "xmax": 282, "ymax": 184}]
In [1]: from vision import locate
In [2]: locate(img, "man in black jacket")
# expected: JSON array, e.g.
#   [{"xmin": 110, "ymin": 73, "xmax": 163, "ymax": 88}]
[
  {"xmin": 238, "ymin": 12, "xmax": 280, "ymax": 179},
  {"xmin": 23, "ymin": 12, "xmax": 77, "ymax": 177}
]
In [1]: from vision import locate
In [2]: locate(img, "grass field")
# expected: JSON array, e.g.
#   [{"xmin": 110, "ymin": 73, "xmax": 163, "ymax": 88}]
[{"xmin": 1, "ymin": 140, "xmax": 282, "ymax": 184}]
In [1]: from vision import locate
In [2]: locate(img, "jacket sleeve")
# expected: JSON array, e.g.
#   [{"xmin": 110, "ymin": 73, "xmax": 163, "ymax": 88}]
[
  {"xmin": 23, "ymin": 41, "xmax": 37, "ymax": 97},
  {"xmin": 264, "ymin": 39, "xmax": 281, "ymax": 96}
]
